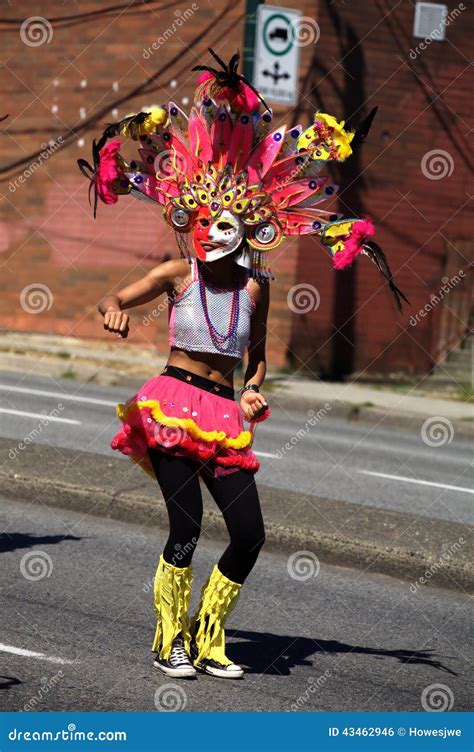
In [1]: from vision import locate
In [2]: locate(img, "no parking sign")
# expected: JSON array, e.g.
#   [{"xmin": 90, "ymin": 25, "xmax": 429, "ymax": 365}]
[{"xmin": 253, "ymin": 5, "xmax": 303, "ymax": 106}]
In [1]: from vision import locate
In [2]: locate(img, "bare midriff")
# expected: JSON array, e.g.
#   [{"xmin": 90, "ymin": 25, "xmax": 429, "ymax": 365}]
[{"xmin": 167, "ymin": 347, "xmax": 239, "ymax": 388}]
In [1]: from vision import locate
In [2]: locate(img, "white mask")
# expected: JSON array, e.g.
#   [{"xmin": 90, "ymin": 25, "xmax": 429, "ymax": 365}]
[{"xmin": 201, "ymin": 210, "xmax": 245, "ymax": 262}]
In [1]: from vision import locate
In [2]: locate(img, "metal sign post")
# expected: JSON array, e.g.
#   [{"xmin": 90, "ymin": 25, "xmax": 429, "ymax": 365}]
[{"xmin": 253, "ymin": 5, "xmax": 302, "ymax": 106}]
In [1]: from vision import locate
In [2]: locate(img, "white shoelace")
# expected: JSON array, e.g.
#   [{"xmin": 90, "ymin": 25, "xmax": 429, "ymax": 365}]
[{"xmin": 169, "ymin": 640, "xmax": 190, "ymax": 666}]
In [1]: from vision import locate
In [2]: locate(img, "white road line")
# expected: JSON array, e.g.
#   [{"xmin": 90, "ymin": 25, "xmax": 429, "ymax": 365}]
[
  {"xmin": 358, "ymin": 469, "xmax": 474, "ymax": 495},
  {"xmin": 0, "ymin": 643, "xmax": 75, "ymax": 665},
  {"xmin": 255, "ymin": 451, "xmax": 280, "ymax": 459},
  {"xmin": 0, "ymin": 384, "xmax": 116, "ymax": 407},
  {"xmin": 0, "ymin": 408, "xmax": 81, "ymax": 425}
]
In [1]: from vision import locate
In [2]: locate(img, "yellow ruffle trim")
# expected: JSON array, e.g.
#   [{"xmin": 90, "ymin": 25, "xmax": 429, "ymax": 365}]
[{"xmin": 117, "ymin": 399, "xmax": 253, "ymax": 450}]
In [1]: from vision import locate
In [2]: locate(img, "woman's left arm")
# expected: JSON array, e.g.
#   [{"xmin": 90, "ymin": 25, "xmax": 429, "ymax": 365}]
[{"xmin": 240, "ymin": 280, "xmax": 270, "ymax": 421}]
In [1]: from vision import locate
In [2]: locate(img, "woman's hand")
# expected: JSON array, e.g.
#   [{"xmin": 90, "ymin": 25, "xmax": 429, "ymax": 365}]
[
  {"xmin": 103, "ymin": 307, "xmax": 129, "ymax": 338},
  {"xmin": 240, "ymin": 390, "xmax": 268, "ymax": 421}
]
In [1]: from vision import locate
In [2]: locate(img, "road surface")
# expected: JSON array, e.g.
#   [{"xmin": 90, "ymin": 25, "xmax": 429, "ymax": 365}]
[
  {"xmin": 0, "ymin": 497, "xmax": 470, "ymax": 712},
  {"xmin": 0, "ymin": 371, "xmax": 472, "ymax": 524}
]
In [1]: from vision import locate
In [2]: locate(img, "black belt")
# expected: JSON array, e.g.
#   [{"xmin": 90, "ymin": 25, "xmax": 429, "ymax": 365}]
[{"xmin": 162, "ymin": 365, "xmax": 235, "ymax": 401}]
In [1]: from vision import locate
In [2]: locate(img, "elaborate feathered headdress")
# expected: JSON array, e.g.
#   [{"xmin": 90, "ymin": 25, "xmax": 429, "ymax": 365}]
[{"xmin": 78, "ymin": 49, "xmax": 408, "ymax": 309}]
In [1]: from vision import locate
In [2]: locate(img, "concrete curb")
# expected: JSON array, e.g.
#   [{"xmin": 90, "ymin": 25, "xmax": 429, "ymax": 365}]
[{"xmin": 1, "ymin": 440, "xmax": 472, "ymax": 593}]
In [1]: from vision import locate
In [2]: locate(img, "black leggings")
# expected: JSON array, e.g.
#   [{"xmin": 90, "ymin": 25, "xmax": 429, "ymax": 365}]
[{"xmin": 148, "ymin": 449, "xmax": 265, "ymax": 584}]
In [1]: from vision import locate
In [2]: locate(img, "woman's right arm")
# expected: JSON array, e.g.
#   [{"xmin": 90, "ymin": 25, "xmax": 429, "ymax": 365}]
[{"xmin": 98, "ymin": 258, "xmax": 188, "ymax": 338}]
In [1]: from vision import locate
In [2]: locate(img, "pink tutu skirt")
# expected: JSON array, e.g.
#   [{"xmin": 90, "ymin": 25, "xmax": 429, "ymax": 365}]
[{"xmin": 111, "ymin": 365, "xmax": 260, "ymax": 479}]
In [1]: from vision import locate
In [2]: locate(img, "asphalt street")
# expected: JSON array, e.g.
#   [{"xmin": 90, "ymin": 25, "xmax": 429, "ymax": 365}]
[
  {"xmin": 0, "ymin": 370, "xmax": 472, "ymax": 524},
  {"xmin": 0, "ymin": 497, "xmax": 471, "ymax": 712}
]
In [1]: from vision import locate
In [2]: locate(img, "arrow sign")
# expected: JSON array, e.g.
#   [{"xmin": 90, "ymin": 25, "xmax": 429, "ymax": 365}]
[{"xmin": 254, "ymin": 5, "xmax": 302, "ymax": 106}]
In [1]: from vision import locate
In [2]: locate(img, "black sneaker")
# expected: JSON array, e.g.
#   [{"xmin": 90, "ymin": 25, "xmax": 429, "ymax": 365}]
[
  {"xmin": 153, "ymin": 636, "xmax": 196, "ymax": 679},
  {"xmin": 191, "ymin": 641, "xmax": 244, "ymax": 679}
]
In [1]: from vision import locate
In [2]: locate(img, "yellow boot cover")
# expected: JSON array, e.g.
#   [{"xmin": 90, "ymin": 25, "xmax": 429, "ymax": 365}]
[
  {"xmin": 193, "ymin": 565, "xmax": 241, "ymax": 666},
  {"xmin": 151, "ymin": 554, "xmax": 192, "ymax": 659}
]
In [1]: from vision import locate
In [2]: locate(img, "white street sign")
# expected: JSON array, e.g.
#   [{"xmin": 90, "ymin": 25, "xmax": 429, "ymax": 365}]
[{"xmin": 253, "ymin": 5, "xmax": 302, "ymax": 106}]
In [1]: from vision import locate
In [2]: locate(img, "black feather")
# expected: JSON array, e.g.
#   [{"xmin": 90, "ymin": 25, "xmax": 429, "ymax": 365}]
[
  {"xmin": 192, "ymin": 48, "xmax": 270, "ymax": 112},
  {"xmin": 208, "ymin": 47, "xmax": 232, "ymax": 75},
  {"xmin": 77, "ymin": 110, "xmax": 152, "ymax": 217},
  {"xmin": 350, "ymin": 106, "xmax": 378, "ymax": 146},
  {"xmin": 362, "ymin": 240, "xmax": 410, "ymax": 312},
  {"xmin": 76, "ymin": 137, "xmax": 105, "ymax": 218}
]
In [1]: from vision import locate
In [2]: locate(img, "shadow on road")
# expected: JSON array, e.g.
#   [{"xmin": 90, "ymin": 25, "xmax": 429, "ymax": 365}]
[
  {"xmin": 228, "ymin": 630, "xmax": 457, "ymax": 676},
  {"xmin": 0, "ymin": 676, "xmax": 22, "ymax": 691},
  {"xmin": 0, "ymin": 532, "xmax": 81, "ymax": 553}
]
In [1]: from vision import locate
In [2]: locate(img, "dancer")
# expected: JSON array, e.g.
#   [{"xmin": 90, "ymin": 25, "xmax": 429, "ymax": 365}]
[{"xmin": 81, "ymin": 50, "xmax": 406, "ymax": 680}]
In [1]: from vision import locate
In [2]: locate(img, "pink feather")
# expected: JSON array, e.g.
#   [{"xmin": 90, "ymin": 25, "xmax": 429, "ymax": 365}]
[
  {"xmin": 277, "ymin": 209, "xmax": 341, "ymax": 236},
  {"xmin": 244, "ymin": 126, "xmax": 286, "ymax": 183},
  {"xmin": 269, "ymin": 177, "xmax": 328, "ymax": 209},
  {"xmin": 96, "ymin": 139, "xmax": 121, "ymax": 205},
  {"xmin": 197, "ymin": 71, "xmax": 260, "ymax": 112},
  {"xmin": 188, "ymin": 107, "xmax": 212, "ymax": 163},
  {"xmin": 227, "ymin": 114, "xmax": 253, "ymax": 172},
  {"xmin": 332, "ymin": 218, "xmax": 375, "ymax": 269},
  {"xmin": 125, "ymin": 174, "xmax": 178, "ymax": 205},
  {"xmin": 210, "ymin": 106, "xmax": 232, "ymax": 168},
  {"xmin": 160, "ymin": 131, "xmax": 197, "ymax": 176},
  {"xmin": 138, "ymin": 148, "xmax": 159, "ymax": 173},
  {"xmin": 263, "ymin": 153, "xmax": 312, "ymax": 191}
]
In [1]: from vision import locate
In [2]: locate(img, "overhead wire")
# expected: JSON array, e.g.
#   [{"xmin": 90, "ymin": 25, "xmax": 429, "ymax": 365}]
[{"xmin": 0, "ymin": 1, "xmax": 237, "ymax": 182}]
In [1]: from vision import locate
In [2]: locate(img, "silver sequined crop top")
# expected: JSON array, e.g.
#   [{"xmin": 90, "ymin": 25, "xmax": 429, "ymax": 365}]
[{"xmin": 168, "ymin": 260, "xmax": 255, "ymax": 359}]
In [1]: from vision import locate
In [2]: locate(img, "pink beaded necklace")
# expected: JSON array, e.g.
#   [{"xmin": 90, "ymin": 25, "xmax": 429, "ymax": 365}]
[{"xmin": 197, "ymin": 263, "xmax": 241, "ymax": 347}]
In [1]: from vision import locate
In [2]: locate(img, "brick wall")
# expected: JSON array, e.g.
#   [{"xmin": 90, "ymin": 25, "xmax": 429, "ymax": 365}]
[
  {"xmin": 1, "ymin": 0, "xmax": 471, "ymax": 375},
  {"xmin": 288, "ymin": 0, "xmax": 472, "ymax": 377}
]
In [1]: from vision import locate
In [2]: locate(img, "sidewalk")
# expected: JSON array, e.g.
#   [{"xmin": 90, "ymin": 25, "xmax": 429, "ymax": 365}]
[
  {"xmin": 0, "ymin": 331, "xmax": 472, "ymax": 434},
  {"xmin": 270, "ymin": 377, "xmax": 473, "ymax": 435},
  {"xmin": 0, "ymin": 332, "xmax": 167, "ymax": 388}
]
